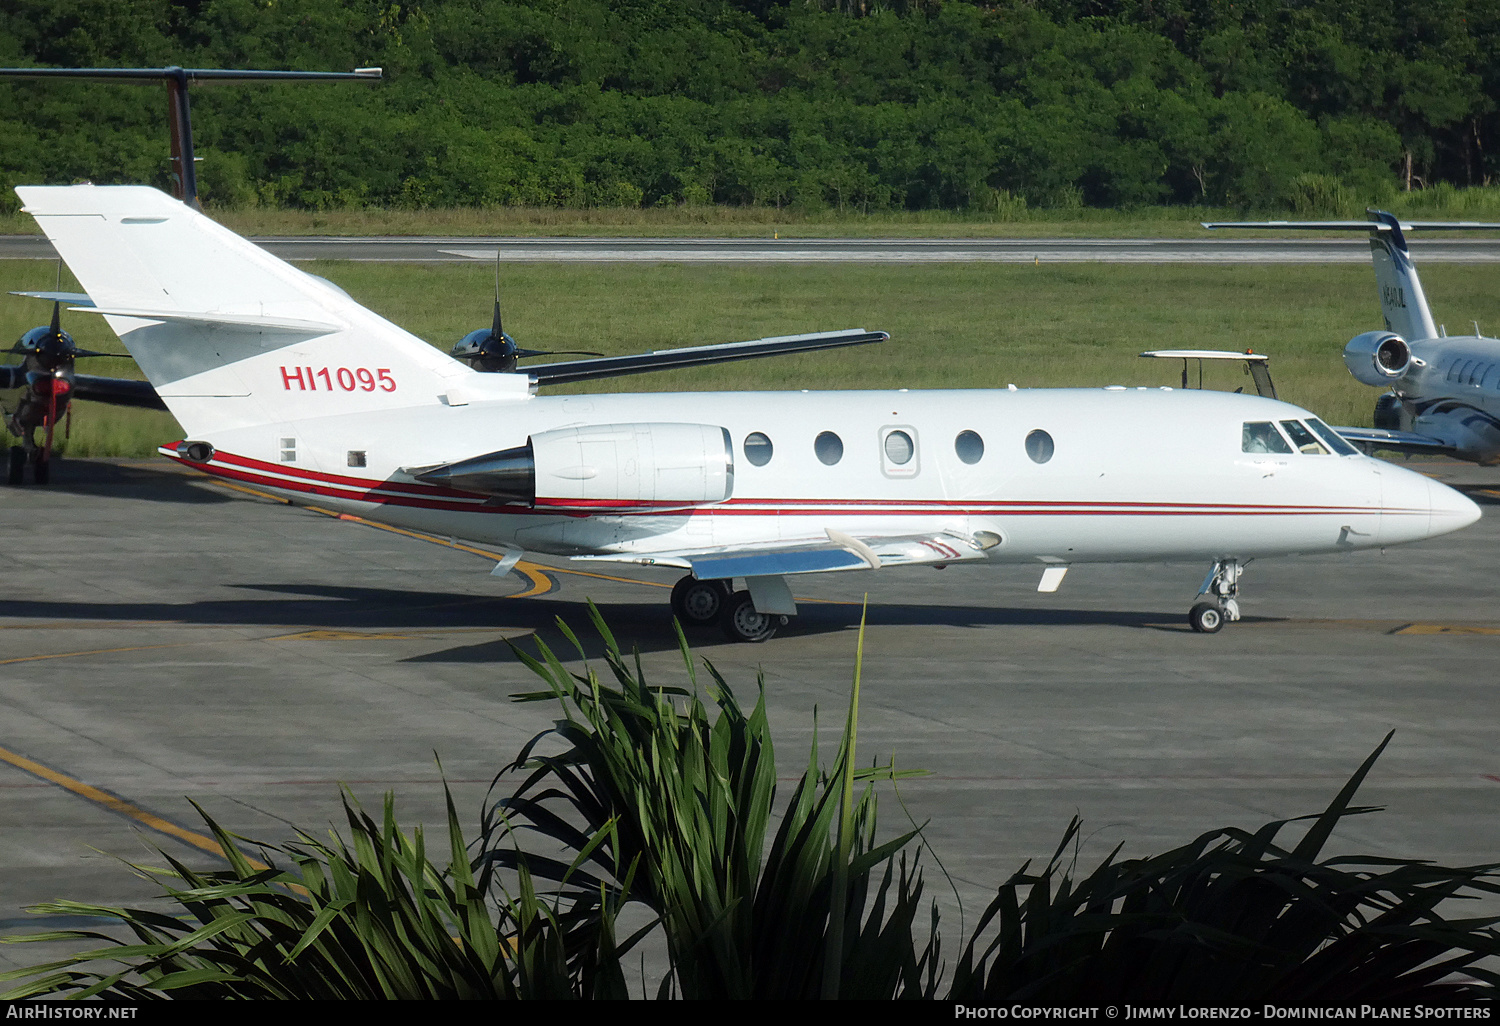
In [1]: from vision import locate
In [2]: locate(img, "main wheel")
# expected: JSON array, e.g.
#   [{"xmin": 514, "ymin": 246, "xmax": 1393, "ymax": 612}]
[
  {"xmin": 671, "ymin": 576, "xmax": 728, "ymax": 627},
  {"xmin": 1188, "ymin": 601, "xmax": 1225, "ymax": 634},
  {"xmin": 7, "ymin": 447, "xmax": 24, "ymax": 486},
  {"xmin": 32, "ymin": 453, "xmax": 49, "ymax": 486},
  {"xmin": 719, "ymin": 591, "xmax": 778, "ymax": 643}
]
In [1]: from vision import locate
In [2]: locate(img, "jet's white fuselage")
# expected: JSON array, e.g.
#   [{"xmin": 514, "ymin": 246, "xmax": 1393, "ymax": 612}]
[{"xmin": 165, "ymin": 384, "xmax": 1471, "ymax": 566}]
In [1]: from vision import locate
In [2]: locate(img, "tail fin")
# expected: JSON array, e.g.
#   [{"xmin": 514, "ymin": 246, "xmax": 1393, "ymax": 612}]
[
  {"xmin": 1364, "ymin": 211, "xmax": 1436, "ymax": 341},
  {"xmin": 15, "ymin": 184, "xmax": 486, "ymax": 438},
  {"xmin": 1203, "ymin": 210, "xmax": 1500, "ymax": 343}
]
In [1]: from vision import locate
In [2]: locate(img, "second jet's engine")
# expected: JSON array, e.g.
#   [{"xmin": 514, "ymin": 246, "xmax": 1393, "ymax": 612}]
[
  {"xmin": 1344, "ymin": 331, "xmax": 1412, "ymax": 386},
  {"xmin": 414, "ymin": 422, "xmax": 734, "ymax": 510}
]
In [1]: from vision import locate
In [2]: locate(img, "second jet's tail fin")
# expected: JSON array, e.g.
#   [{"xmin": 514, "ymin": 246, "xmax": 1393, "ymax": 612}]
[{"xmin": 1203, "ymin": 211, "xmax": 1500, "ymax": 343}]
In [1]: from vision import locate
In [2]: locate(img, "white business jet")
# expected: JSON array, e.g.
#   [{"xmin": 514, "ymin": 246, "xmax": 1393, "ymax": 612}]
[
  {"xmin": 16, "ymin": 185, "xmax": 1481, "ymax": 639},
  {"xmin": 1205, "ymin": 211, "xmax": 1500, "ymax": 463}
]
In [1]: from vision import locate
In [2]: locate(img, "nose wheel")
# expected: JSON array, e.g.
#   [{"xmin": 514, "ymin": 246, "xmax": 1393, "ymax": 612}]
[{"xmin": 1189, "ymin": 559, "xmax": 1244, "ymax": 633}]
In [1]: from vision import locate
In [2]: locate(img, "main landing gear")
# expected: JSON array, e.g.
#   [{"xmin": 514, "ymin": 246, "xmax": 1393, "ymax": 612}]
[
  {"xmin": 1188, "ymin": 559, "xmax": 1244, "ymax": 634},
  {"xmin": 6, "ymin": 445, "xmax": 47, "ymax": 486},
  {"xmin": 671, "ymin": 574, "xmax": 790, "ymax": 643}
]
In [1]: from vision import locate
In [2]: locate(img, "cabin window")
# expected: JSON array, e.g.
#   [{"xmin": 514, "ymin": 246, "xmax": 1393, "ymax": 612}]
[
  {"xmin": 1305, "ymin": 418, "xmax": 1359, "ymax": 456},
  {"xmin": 884, "ymin": 430, "xmax": 914, "ymax": 465},
  {"xmin": 1279, "ymin": 420, "xmax": 1328, "ymax": 455},
  {"xmin": 955, "ymin": 430, "xmax": 984, "ymax": 464},
  {"xmin": 814, "ymin": 431, "xmax": 844, "ymax": 466},
  {"xmin": 347, "ymin": 450, "xmax": 367, "ymax": 468},
  {"xmin": 1484, "ymin": 365, "xmax": 1499, "ymax": 389},
  {"xmin": 1025, "ymin": 429, "xmax": 1054, "ymax": 464},
  {"xmin": 1242, "ymin": 422, "xmax": 1292, "ymax": 454},
  {"xmin": 279, "ymin": 437, "xmax": 297, "ymax": 462},
  {"xmin": 743, "ymin": 432, "xmax": 773, "ymax": 467},
  {"xmin": 879, "ymin": 427, "xmax": 919, "ymax": 478},
  {"xmin": 1473, "ymin": 364, "xmax": 1488, "ymax": 386}
]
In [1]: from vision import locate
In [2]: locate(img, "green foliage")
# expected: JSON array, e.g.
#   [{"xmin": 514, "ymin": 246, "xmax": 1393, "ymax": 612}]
[
  {"xmin": 949, "ymin": 734, "xmax": 1500, "ymax": 1003},
  {"xmin": 0, "ymin": 788, "xmax": 630, "ymax": 999},
  {"xmin": 488, "ymin": 603, "xmax": 936, "ymax": 998},
  {"xmin": 1, "ymin": 613, "xmax": 1496, "ymax": 1000},
  {"xmin": 2, "ymin": 1, "xmax": 1498, "ymax": 213}
]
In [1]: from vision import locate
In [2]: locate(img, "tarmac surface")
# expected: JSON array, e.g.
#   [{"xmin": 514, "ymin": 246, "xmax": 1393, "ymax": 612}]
[
  {"xmin": 4, "ymin": 234, "xmax": 1500, "ymax": 263},
  {"xmin": 2, "ymin": 456, "xmax": 1499, "ymax": 972}
]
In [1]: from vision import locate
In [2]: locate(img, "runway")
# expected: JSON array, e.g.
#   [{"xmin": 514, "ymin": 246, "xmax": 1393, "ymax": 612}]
[
  {"xmin": 4, "ymin": 234, "xmax": 1500, "ymax": 263},
  {"xmin": 2, "ymin": 456, "xmax": 1498, "ymax": 966}
]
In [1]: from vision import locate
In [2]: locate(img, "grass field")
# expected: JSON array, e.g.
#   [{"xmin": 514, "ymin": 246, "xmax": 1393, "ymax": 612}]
[
  {"xmin": 4, "ymin": 258, "xmax": 1499, "ymax": 458},
  {"xmin": 2, "ymin": 183, "xmax": 1498, "ymax": 239}
]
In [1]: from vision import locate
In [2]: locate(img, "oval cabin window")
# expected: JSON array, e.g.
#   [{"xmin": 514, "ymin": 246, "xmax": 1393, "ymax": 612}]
[
  {"xmin": 743, "ymin": 432, "xmax": 773, "ymax": 467},
  {"xmin": 955, "ymin": 430, "xmax": 984, "ymax": 464},
  {"xmin": 1025, "ymin": 429, "xmax": 1054, "ymax": 464},
  {"xmin": 815, "ymin": 431, "xmax": 844, "ymax": 466}
]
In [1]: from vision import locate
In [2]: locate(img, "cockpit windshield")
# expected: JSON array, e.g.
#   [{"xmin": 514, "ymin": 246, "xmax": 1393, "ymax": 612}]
[
  {"xmin": 1280, "ymin": 420, "xmax": 1329, "ymax": 455},
  {"xmin": 1243, "ymin": 419, "xmax": 1359, "ymax": 456},
  {"xmin": 1305, "ymin": 418, "xmax": 1359, "ymax": 456},
  {"xmin": 1242, "ymin": 421, "xmax": 1293, "ymax": 454}
]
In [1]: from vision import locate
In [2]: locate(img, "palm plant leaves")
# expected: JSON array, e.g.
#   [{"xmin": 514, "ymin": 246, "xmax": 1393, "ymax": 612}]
[
  {"xmin": 483, "ymin": 601, "xmax": 930, "ymax": 999},
  {"xmin": 947, "ymin": 733, "xmax": 1500, "ymax": 1003},
  {"xmin": 2, "ymin": 610, "xmax": 1496, "ymax": 1002}
]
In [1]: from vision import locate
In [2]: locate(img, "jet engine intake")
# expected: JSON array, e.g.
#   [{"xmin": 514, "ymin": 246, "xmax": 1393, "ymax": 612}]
[
  {"xmin": 413, "ymin": 422, "xmax": 734, "ymax": 510},
  {"xmin": 1344, "ymin": 331, "xmax": 1411, "ymax": 386}
]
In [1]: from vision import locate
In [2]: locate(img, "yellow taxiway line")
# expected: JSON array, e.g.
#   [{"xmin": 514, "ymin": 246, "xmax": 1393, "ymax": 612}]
[{"xmin": 0, "ymin": 744, "xmax": 271, "ymax": 871}]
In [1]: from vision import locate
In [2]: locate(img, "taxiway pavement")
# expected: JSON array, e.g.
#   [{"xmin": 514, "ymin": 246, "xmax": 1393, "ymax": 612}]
[{"xmin": 2, "ymin": 457, "xmax": 1498, "ymax": 967}]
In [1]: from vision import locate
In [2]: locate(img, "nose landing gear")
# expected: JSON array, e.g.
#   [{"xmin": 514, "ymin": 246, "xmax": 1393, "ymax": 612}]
[{"xmin": 1189, "ymin": 559, "xmax": 1244, "ymax": 634}]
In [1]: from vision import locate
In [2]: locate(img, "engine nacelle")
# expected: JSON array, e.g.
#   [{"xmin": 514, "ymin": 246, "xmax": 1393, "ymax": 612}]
[
  {"xmin": 415, "ymin": 422, "xmax": 734, "ymax": 510},
  {"xmin": 1343, "ymin": 331, "xmax": 1411, "ymax": 386}
]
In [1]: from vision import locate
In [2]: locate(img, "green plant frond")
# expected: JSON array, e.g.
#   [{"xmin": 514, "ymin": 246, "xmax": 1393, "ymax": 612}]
[{"xmin": 1291, "ymin": 731, "xmax": 1393, "ymax": 863}]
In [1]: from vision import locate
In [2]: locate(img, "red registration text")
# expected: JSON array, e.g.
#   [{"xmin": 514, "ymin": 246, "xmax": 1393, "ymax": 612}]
[{"xmin": 280, "ymin": 366, "xmax": 395, "ymax": 392}]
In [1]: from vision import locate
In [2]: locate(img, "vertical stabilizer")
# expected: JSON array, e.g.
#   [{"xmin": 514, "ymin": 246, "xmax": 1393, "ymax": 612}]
[
  {"xmin": 16, "ymin": 184, "xmax": 487, "ymax": 439},
  {"xmin": 1365, "ymin": 210, "xmax": 1438, "ymax": 342}
]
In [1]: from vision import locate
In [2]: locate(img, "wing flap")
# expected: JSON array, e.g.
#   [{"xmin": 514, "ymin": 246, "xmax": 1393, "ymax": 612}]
[{"xmin": 571, "ymin": 529, "xmax": 987, "ymax": 579}]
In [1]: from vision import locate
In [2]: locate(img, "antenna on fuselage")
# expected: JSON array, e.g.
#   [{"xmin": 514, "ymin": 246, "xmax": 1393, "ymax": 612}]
[{"xmin": 0, "ymin": 65, "xmax": 382, "ymax": 209}]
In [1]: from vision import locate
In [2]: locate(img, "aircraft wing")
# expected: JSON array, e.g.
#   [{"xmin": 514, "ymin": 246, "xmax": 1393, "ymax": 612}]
[
  {"xmin": 1333, "ymin": 426, "xmax": 1457, "ymax": 457},
  {"xmin": 72, "ymin": 374, "xmax": 167, "ymax": 410},
  {"xmin": 572, "ymin": 528, "xmax": 990, "ymax": 579},
  {"xmin": 525, "ymin": 329, "xmax": 888, "ymax": 386}
]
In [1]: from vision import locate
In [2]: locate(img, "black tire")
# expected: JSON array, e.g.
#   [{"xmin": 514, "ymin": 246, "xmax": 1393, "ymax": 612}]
[
  {"xmin": 719, "ymin": 591, "xmax": 778, "ymax": 643},
  {"xmin": 1188, "ymin": 601, "xmax": 1225, "ymax": 634},
  {"xmin": 7, "ymin": 447, "xmax": 24, "ymax": 486},
  {"xmin": 671, "ymin": 576, "xmax": 728, "ymax": 627},
  {"xmin": 32, "ymin": 453, "xmax": 49, "ymax": 486}
]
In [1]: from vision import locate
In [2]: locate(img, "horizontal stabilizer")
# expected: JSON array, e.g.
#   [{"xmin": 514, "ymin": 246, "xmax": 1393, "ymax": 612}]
[
  {"xmin": 1204, "ymin": 220, "xmax": 1500, "ymax": 232},
  {"xmin": 1333, "ymin": 425, "xmax": 1458, "ymax": 457},
  {"xmin": 72, "ymin": 307, "xmax": 342, "ymax": 335},
  {"xmin": 526, "ymin": 329, "xmax": 887, "ymax": 386},
  {"xmin": 10, "ymin": 291, "xmax": 94, "ymax": 307}
]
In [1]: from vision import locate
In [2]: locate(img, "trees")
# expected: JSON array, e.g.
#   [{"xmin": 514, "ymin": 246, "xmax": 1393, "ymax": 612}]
[{"xmin": 2, "ymin": 0, "xmax": 1495, "ymax": 212}]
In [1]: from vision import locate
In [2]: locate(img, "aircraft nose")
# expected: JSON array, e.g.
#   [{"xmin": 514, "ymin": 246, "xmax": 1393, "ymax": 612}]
[
  {"xmin": 1429, "ymin": 479, "xmax": 1482, "ymax": 535},
  {"xmin": 1380, "ymin": 467, "xmax": 1480, "ymax": 545}
]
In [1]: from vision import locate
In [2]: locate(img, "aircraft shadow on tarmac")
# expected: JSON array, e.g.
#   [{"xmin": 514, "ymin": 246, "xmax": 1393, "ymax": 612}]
[
  {"xmin": 5, "ymin": 579, "xmax": 1254, "ymax": 664},
  {"xmin": 18, "ymin": 459, "xmax": 235, "ymax": 505}
]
